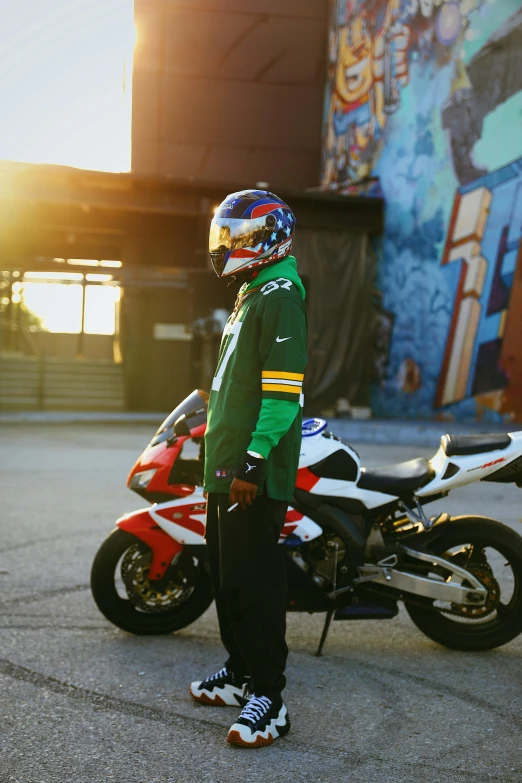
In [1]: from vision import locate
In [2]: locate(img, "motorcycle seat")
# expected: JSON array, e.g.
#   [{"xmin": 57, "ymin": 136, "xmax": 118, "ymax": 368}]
[
  {"xmin": 357, "ymin": 458, "xmax": 434, "ymax": 497},
  {"xmin": 441, "ymin": 433, "xmax": 511, "ymax": 457}
]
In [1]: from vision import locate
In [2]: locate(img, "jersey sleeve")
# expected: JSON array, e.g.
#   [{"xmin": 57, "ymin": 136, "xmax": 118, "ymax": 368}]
[
  {"xmin": 248, "ymin": 398, "xmax": 300, "ymax": 459},
  {"xmin": 258, "ymin": 297, "xmax": 307, "ymax": 404}
]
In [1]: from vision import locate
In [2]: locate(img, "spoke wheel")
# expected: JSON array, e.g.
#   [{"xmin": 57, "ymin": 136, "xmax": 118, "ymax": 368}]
[
  {"xmin": 120, "ymin": 544, "xmax": 195, "ymax": 613},
  {"xmin": 91, "ymin": 529, "xmax": 213, "ymax": 635},
  {"xmin": 404, "ymin": 516, "xmax": 522, "ymax": 651}
]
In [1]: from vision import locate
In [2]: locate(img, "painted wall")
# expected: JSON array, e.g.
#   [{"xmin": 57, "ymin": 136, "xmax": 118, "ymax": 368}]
[{"xmin": 322, "ymin": 0, "xmax": 522, "ymax": 422}]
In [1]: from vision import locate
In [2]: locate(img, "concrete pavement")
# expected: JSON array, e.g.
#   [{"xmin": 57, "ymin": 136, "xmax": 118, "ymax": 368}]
[{"xmin": 0, "ymin": 425, "xmax": 521, "ymax": 783}]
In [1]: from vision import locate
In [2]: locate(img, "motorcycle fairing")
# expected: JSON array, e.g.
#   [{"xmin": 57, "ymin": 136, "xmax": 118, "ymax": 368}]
[
  {"xmin": 116, "ymin": 508, "xmax": 183, "ymax": 580},
  {"xmin": 416, "ymin": 431, "xmax": 522, "ymax": 497},
  {"xmin": 149, "ymin": 490, "xmax": 207, "ymax": 545},
  {"xmin": 148, "ymin": 490, "xmax": 322, "ymax": 545},
  {"xmin": 127, "ymin": 435, "xmax": 197, "ymax": 500},
  {"xmin": 280, "ymin": 508, "xmax": 322, "ymax": 542},
  {"xmin": 299, "ymin": 430, "xmax": 361, "ymax": 483},
  {"xmin": 300, "ymin": 424, "xmax": 522, "ymax": 506},
  {"xmin": 298, "ymin": 429, "xmax": 400, "ymax": 507},
  {"xmin": 117, "ymin": 492, "xmax": 323, "ymax": 579}
]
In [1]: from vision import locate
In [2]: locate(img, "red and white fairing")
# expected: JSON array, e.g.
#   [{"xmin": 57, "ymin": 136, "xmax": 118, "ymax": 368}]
[
  {"xmin": 296, "ymin": 422, "xmax": 522, "ymax": 505},
  {"xmin": 117, "ymin": 400, "xmax": 522, "ymax": 584},
  {"xmin": 118, "ymin": 490, "xmax": 322, "ymax": 549},
  {"xmin": 278, "ymin": 508, "xmax": 322, "ymax": 543},
  {"xmin": 295, "ymin": 423, "xmax": 398, "ymax": 509}
]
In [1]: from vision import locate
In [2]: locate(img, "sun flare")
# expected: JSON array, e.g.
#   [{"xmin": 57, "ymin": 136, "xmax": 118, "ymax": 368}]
[{"xmin": 0, "ymin": 0, "xmax": 135, "ymax": 172}]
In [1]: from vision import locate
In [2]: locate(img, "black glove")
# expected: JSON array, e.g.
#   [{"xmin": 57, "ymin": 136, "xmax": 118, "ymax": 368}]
[{"xmin": 235, "ymin": 452, "xmax": 264, "ymax": 486}]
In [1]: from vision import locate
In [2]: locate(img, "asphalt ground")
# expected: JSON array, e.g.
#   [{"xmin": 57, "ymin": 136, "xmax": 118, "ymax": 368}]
[{"xmin": 1, "ymin": 425, "xmax": 521, "ymax": 783}]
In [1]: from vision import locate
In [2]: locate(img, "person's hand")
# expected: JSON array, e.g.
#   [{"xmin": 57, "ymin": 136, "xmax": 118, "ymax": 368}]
[{"xmin": 229, "ymin": 478, "xmax": 257, "ymax": 510}]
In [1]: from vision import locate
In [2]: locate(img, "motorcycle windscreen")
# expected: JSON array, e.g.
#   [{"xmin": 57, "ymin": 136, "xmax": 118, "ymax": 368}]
[{"xmin": 149, "ymin": 389, "xmax": 209, "ymax": 447}]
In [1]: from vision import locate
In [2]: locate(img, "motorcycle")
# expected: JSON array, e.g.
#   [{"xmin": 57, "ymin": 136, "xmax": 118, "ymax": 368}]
[{"xmin": 91, "ymin": 390, "xmax": 522, "ymax": 654}]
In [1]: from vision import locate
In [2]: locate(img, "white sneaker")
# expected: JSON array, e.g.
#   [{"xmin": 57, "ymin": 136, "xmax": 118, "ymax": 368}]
[
  {"xmin": 190, "ymin": 666, "xmax": 249, "ymax": 707},
  {"xmin": 227, "ymin": 695, "xmax": 290, "ymax": 748}
]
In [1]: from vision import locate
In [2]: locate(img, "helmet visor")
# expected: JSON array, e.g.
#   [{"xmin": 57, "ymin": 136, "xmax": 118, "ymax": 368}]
[{"xmin": 209, "ymin": 216, "xmax": 273, "ymax": 254}]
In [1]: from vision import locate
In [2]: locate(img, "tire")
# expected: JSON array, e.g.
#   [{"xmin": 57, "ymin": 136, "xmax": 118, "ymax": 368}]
[
  {"xmin": 405, "ymin": 516, "xmax": 522, "ymax": 651},
  {"xmin": 90, "ymin": 528, "xmax": 213, "ymax": 635}
]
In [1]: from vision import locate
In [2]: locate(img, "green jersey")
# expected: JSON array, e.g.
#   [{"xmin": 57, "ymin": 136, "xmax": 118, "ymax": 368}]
[{"xmin": 204, "ymin": 256, "xmax": 307, "ymax": 501}]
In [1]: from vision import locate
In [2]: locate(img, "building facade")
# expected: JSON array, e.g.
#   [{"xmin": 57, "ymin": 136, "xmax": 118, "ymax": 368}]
[
  {"xmin": 132, "ymin": 0, "xmax": 328, "ymax": 189},
  {"xmin": 322, "ymin": 0, "xmax": 522, "ymax": 422}
]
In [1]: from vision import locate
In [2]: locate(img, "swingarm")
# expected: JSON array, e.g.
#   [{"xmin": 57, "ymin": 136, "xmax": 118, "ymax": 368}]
[{"xmin": 330, "ymin": 547, "xmax": 487, "ymax": 606}]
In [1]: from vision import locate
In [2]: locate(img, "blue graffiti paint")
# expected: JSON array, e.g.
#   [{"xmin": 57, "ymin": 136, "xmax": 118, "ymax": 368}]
[{"xmin": 323, "ymin": 0, "xmax": 522, "ymax": 421}]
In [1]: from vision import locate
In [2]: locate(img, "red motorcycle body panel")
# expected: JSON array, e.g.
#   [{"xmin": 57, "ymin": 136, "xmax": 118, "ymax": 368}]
[
  {"xmin": 295, "ymin": 467, "xmax": 320, "ymax": 492},
  {"xmin": 127, "ymin": 436, "xmax": 197, "ymax": 498},
  {"xmin": 116, "ymin": 508, "xmax": 183, "ymax": 580},
  {"xmin": 154, "ymin": 504, "xmax": 206, "ymax": 537}
]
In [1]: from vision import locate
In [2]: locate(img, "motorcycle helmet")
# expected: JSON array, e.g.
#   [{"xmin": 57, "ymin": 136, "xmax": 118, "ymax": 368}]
[{"xmin": 209, "ymin": 189, "xmax": 296, "ymax": 278}]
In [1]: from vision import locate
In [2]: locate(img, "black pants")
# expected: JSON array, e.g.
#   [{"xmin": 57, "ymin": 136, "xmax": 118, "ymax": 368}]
[{"xmin": 205, "ymin": 492, "xmax": 288, "ymax": 699}]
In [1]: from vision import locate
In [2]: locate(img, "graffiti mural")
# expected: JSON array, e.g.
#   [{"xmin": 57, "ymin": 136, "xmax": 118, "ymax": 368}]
[
  {"xmin": 436, "ymin": 159, "xmax": 522, "ymax": 418},
  {"xmin": 322, "ymin": 0, "xmax": 522, "ymax": 421},
  {"xmin": 323, "ymin": 0, "xmax": 481, "ymax": 186}
]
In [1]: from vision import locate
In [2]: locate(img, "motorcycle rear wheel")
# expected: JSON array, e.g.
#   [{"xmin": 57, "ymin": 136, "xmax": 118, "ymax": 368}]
[
  {"xmin": 405, "ymin": 516, "xmax": 522, "ymax": 651},
  {"xmin": 90, "ymin": 528, "xmax": 213, "ymax": 635}
]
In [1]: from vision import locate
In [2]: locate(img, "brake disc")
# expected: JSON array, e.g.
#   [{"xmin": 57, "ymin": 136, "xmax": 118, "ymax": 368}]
[
  {"xmin": 447, "ymin": 565, "xmax": 500, "ymax": 619},
  {"xmin": 121, "ymin": 544, "xmax": 194, "ymax": 613}
]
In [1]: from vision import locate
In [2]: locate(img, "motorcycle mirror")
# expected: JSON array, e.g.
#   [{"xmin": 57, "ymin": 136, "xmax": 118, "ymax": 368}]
[{"xmin": 173, "ymin": 414, "xmax": 191, "ymax": 436}]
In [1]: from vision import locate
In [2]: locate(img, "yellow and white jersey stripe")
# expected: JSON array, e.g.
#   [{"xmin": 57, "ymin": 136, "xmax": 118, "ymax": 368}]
[{"xmin": 262, "ymin": 370, "xmax": 304, "ymax": 396}]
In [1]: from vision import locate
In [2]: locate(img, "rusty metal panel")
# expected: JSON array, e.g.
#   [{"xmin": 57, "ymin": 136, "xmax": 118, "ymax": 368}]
[
  {"xmin": 139, "ymin": 0, "xmax": 326, "ymax": 19},
  {"xmin": 132, "ymin": 0, "xmax": 327, "ymax": 188},
  {"xmin": 160, "ymin": 79, "xmax": 321, "ymax": 148}
]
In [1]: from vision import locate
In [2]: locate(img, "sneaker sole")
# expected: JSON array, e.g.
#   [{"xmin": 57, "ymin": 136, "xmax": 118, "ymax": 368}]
[
  {"xmin": 227, "ymin": 729, "xmax": 275, "ymax": 748},
  {"xmin": 190, "ymin": 690, "xmax": 228, "ymax": 706},
  {"xmin": 227, "ymin": 718, "xmax": 290, "ymax": 748},
  {"xmin": 189, "ymin": 682, "xmax": 248, "ymax": 707}
]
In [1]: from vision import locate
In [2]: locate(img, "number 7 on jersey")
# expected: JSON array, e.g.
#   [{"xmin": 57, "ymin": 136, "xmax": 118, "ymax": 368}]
[{"xmin": 212, "ymin": 320, "xmax": 243, "ymax": 392}]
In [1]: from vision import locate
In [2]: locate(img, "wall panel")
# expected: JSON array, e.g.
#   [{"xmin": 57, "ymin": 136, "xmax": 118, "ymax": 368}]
[{"xmin": 132, "ymin": 0, "xmax": 328, "ymax": 188}]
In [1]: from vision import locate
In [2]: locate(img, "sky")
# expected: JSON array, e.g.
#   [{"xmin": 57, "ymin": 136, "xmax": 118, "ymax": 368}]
[
  {"xmin": 0, "ymin": 0, "xmax": 134, "ymax": 172},
  {"xmin": 0, "ymin": 1, "xmax": 134, "ymax": 332}
]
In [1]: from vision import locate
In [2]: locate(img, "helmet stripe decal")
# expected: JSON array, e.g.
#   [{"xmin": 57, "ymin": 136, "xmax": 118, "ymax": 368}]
[
  {"xmin": 229, "ymin": 249, "xmax": 258, "ymax": 259},
  {"xmin": 251, "ymin": 202, "xmax": 283, "ymax": 219}
]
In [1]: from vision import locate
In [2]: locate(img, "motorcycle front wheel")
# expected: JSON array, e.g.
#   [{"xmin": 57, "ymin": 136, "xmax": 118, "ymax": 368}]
[
  {"xmin": 405, "ymin": 516, "xmax": 522, "ymax": 651},
  {"xmin": 90, "ymin": 529, "xmax": 213, "ymax": 634}
]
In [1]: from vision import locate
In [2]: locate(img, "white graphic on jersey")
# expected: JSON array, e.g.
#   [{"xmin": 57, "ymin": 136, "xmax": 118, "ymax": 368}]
[
  {"xmin": 261, "ymin": 280, "xmax": 279, "ymax": 296},
  {"xmin": 261, "ymin": 278, "xmax": 293, "ymax": 296},
  {"xmin": 212, "ymin": 320, "xmax": 242, "ymax": 392},
  {"xmin": 276, "ymin": 336, "xmax": 292, "ymax": 343},
  {"xmin": 245, "ymin": 462, "xmax": 255, "ymax": 473}
]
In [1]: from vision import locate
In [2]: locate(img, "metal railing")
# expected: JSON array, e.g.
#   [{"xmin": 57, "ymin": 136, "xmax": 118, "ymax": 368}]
[
  {"xmin": 1, "ymin": 319, "xmax": 42, "ymax": 357},
  {"xmin": 0, "ymin": 320, "xmax": 45, "ymax": 409}
]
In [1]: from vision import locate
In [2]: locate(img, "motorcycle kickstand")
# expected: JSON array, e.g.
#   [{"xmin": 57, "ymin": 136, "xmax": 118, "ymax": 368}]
[{"xmin": 315, "ymin": 607, "xmax": 335, "ymax": 657}]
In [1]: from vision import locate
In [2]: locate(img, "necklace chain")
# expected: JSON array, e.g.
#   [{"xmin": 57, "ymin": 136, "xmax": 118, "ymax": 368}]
[{"xmin": 230, "ymin": 285, "xmax": 261, "ymax": 323}]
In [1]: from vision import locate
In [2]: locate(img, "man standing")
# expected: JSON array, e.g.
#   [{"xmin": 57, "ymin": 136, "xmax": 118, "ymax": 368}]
[{"xmin": 190, "ymin": 189, "xmax": 307, "ymax": 748}]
